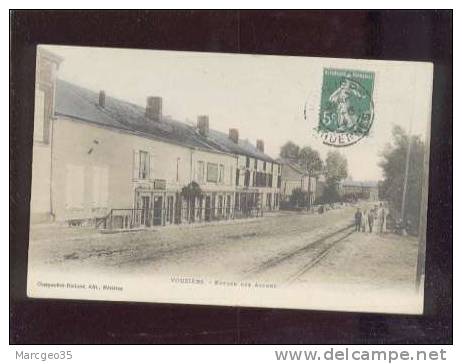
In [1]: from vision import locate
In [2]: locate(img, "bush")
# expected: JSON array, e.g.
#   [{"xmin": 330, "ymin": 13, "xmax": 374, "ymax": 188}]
[{"xmin": 289, "ymin": 188, "xmax": 309, "ymax": 207}]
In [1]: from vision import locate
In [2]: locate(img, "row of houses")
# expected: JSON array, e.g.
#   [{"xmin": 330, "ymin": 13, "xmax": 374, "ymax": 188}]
[
  {"xmin": 30, "ymin": 49, "xmax": 377, "ymax": 230},
  {"xmin": 30, "ymin": 49, "xmax": 285, "ymax": 229}
]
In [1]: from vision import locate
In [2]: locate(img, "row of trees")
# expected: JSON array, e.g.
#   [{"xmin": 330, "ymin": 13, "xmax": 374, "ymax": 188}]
[
  {"xmin": 378, "ymin": 125, "xmax": 426, "ymax": 234},
  {"xmin": 280, "ymin": 141, "xmax": 348, "ymax": 206}
]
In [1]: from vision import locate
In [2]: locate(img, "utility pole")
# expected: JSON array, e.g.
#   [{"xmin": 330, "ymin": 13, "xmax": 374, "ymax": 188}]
[
  {"xmin": 400, "ymin": 69, "xmax": 416, "ymax": 236},
  {"xmin": 400, "ymin": 134, "xmax": 413, "ymax": 235}
]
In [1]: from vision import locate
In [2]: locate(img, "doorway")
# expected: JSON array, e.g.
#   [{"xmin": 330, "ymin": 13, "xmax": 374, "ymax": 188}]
[
  {"xmin": 166, "ymin": 196, "xmax": 174, "ymax": 224},
  {"xmin": 205, "ymin": 196, "xmax": 211, "ymax": 222},
  {"xmin": 153, "ymin": 196, "xmax": 163, "ymax": 226},
  {"xmin": 140, "ymin": 195, "xmax": 151, "ymax": 227}
]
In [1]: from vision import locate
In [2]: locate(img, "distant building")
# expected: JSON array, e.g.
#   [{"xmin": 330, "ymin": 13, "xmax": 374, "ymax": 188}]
[
  {"xmin": 30, "ymin": 49, "xmax": 281, "ymax": 228},
  {"xmin": 340, "ymin": 180, "xmax": 379, "ymax": 201},
  {"xmin": 277, "ymin": 158, "xmax": 317, "ymax": 206}
]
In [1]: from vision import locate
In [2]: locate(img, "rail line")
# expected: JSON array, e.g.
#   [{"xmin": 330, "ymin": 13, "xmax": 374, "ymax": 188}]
[{"xmin": 244, "ymin": 223, "xmax": 355, "ymax": 283}]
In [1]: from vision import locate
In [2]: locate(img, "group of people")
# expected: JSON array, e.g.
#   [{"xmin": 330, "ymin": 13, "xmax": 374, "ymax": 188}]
[{"xmin": 354, "ymin": 203, "xmax": 387, "ymax": 234}]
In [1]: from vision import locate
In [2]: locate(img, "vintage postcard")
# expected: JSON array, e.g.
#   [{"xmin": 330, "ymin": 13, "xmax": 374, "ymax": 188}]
[{"xmin": 27, "ymin": 45, "xmax": 433, "ymax": 314}]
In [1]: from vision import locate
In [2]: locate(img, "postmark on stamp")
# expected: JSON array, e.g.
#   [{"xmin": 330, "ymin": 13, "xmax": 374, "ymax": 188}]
[{"xmin": 316, "ymin": 68, "xmax": 375, "ymax": 147}]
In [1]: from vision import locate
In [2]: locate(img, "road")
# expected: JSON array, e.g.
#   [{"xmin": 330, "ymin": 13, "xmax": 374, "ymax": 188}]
[
  {"xmin": 29, "ymin": 202, "xmax": 418, "ymax": 290},
  {"xmin": 30, "ymin": 205, "xmax": 357, "ymax": 279}
]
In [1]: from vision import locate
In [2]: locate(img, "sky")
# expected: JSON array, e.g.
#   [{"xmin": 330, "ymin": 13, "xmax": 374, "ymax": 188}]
[{"xmin": 42, "ymin": 45, "xmax": 433, "ymax": 181}]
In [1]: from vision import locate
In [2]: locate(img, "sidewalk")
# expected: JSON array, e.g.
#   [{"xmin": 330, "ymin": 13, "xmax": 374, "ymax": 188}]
[
  {"xmin": 28, "ymin": 208, "xmax": 331, "ymax": 244},
  {"xmin": 299, "ymin": 231, "xmax": 420, "ymax": 290}
]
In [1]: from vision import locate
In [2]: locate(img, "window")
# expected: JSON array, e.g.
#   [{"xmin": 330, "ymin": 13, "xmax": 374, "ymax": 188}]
[
  {"xmin": 196, "ymin": 161, "xmax": 205, "ymax": 183},
  {"xmin": 92, "ymin": 166, "xmax": 109, "ymax": 208},
  {"xmin": 34, "ymin": 89, "xmax": 46, "ymax": 142},
  {"xmin": 235, "ymin": 168, "xmax": 240, "ymax": 186},
  {"xmin": 254, "ymin": 159, "xmax": 257, "ymax": 170},
  {"xmin": 229, "ymin": 166, "xmax": 234, "ymax": 185},
  {"xmin": 246, "ymin": 157, "xmax": 250, "ymax": 168},
  {"xmin": 139, "ymin": 151, "xmax": 150, "ymax": 179},
  {"xmin": 65, "ymin": 165, "xmax": 85, "ymax": 209},
  {"xmin": 263, "ymin": 161, "xmax": 267, "ymax": 171},
  {"xmin": 218, "ymin": 164, "xmax": 225, "ymax": 184},
  {"xmin": 244, "ymin": 170, "xmax": 250, "ymax": 187},
  {"xmin": 207, "ymin": 163, "xmax": 218, "ymax": 182}
]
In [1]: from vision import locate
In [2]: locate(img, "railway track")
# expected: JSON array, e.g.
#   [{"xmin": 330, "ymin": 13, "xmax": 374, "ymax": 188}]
[{"xmin": 244, "ymin": 223, "xmax": 355, "ymax": 284}]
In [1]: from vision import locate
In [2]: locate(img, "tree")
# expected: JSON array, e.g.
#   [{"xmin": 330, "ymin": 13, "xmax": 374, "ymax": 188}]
[
  {"xmin": 290, "ymin": 187, "xmax": 309, "ymax": 208},
  {"xmin": 321, "ymin": 183, "xmax": 341, "ymax": 204},
  {"xmin": 279, "ymin": 141, "xmax": 300, "ymax": 160},
  {"xmin": 379, "ymin": 125, "xmax": 425, "ymax": 233},
  {"xmin": 325, "ymin": 151, "xmax": 348, "ymax": 186},
  {"xmin": 299, "ymin": 146, "xmax": 324, "ymax": 208},
  {"xmin": 181, "ymin": 181, "xmax": 203, "ymax": 222}
]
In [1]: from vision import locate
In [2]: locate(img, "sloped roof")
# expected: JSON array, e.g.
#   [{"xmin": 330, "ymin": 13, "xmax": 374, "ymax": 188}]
[
  {"xmin": 276, "ymin": 157, "xmax": 306, "ymax": 175},
  {"xmin": 54, "ymin": 79, "xmax": 275, "ymax": 162}
]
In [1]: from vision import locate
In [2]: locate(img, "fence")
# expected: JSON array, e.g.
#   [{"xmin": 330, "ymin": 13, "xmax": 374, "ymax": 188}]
[{"xmin": 100, "ymin": 205, "xmax": 264, "ymax": 231}]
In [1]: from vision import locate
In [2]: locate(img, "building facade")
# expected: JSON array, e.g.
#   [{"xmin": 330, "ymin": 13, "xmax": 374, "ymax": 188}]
[
  {"xmin": 278, "ymin": 159, "xmax": 317, "ymax": 207},
  {"xmin": 30, "ymin": 49, "xmax": 280, "ymax": 228},
  {"xmin": 340, "ymin": 180, "xmax": 379, "ymax": 201}
]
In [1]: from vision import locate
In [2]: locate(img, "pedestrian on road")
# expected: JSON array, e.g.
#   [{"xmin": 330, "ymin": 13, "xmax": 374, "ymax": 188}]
[
  {"xmin": 361, "ymin": 209, "xmax": 367, "ymax": 232},
  {"xmin": 367, "ymin": 209, "xmax": 375, "ymax": 233},
  {"xmin": 354, "ymin": 208, "xmax": 362, "ymax": 232}
]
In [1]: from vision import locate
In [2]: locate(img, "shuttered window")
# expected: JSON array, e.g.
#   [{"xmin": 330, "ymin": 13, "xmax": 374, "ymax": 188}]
[
  {"xmin": 65, "ymin": 165, "xmax": 85, "ymax": 209},
  {"xmin": 92, "ymin": 166, "xmax": 109, "ymax": 208},
  {"xmin": 218, "ymin": 164, "xmax": 225, "ymax": 184},
  {"xmin": 207, "ymin": 163, "xmax": 218, "ymax": 183},
  {"xmin": 196, "ymin": 161, "xmax": 205, "ymax": 183}
]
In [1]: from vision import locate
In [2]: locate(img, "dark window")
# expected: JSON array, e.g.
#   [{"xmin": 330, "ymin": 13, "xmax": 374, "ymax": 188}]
[
  {"xmin": 139, "ymin": 151, "xmax": 150, "ymax": 179},
  {"xmin": 235, "ymin": 169, "xmax": 240, "ymax": 186},
  {"xmin": 254, "ymin": 159, "xmax": 258, "ymax": 170},
  {"xmin": 263, "ymin": 161, "xmax": 267, "ymax": 171},
  {"xmin": 277, "ymin": 176, "xmax": 282, "ymax": 188},
  {"xmin": 244, "ymin": 170, "xmax": 250, "ymax": 187},
  {"xmin": 246, "ymin": 157, "xmax": 250, "ymax": 168}
]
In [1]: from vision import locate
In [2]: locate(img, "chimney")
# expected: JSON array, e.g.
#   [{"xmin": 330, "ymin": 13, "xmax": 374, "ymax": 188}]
[
  {"xmin": 229, "ymin": 128, "xmax": 239, "ymax": 144},
  {"xmin": 197, "ymin": 115, "xmax": 209, "ymax": 136},
  {"xmin": 256, "ymin": 139, "xmax": 264, "ymax": 153},
  {"xmin": 145, "ymin": 96, "xmax": 163, "ymax": 122},
  {"xmin": 98, "ymin": 90, "xmax": 106, "ymax": 108}
]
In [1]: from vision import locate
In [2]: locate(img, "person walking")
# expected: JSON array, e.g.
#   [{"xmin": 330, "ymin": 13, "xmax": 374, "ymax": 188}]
[
  {"xmin": 367, "ymin": 209, "xmax": 375, "ymax": 233},
  {"xmin": 354, "ymin": 208, "xmax": 362, "ymax": 232}
]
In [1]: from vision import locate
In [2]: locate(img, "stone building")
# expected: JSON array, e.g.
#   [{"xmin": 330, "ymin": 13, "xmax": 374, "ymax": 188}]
[
  {"xmin": 277, "ymin": 158, "xmax": 317, "ymax": 207},
  {"xmin": 29, "ymin": 49, "xmax": 280, "ymax": 228},
  {"xmin": 340, "ymin": 180, "xmax": 379, "ymax": 201}
]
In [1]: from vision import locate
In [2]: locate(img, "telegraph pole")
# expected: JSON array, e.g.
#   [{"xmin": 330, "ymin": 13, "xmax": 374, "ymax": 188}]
[{"xmin": 400, "ymin": 132, "xmax": 413, "ymax": 235}]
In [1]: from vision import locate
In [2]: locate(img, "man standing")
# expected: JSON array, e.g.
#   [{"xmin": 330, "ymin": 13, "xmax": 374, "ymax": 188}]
[
  {"xmin": 361, "ymin": 209, "xmax": 367, "ymax": 232},
  {"xmin": 367, "ymin": 209, "xmax": 375, "ymax": 233},
  {"xmin": 377, "ymin": 203, "xmax": 385, "ymax": 234},
  {"xmin": 354, "ymin": 208, "xmax": 362, "ymax": 232}
]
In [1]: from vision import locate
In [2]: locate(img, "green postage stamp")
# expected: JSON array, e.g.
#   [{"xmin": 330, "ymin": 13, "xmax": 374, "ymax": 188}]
[{"xmin": 317, "ymin": 68, "xmax": 375, "ymax": 147}]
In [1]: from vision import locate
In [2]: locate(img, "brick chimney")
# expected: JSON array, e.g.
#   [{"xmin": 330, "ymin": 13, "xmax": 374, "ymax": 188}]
[
  {"xmin": 229, "ymin": 128, "xmax": 239, "ymax": 144},
  {"xmin": 98, "ymin": 90, "xmax": 106, "ymax": 108},
  {"xmin": 145, "ymin": 96, "xmax": 162, "ymax": 122},
  {"xmin": 197, "ymin": 115, "xmax": 209, "ymax": 136},
  {"xmin": 256, "ymin": 139, "xmax": 264, "ymax": 153}
]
